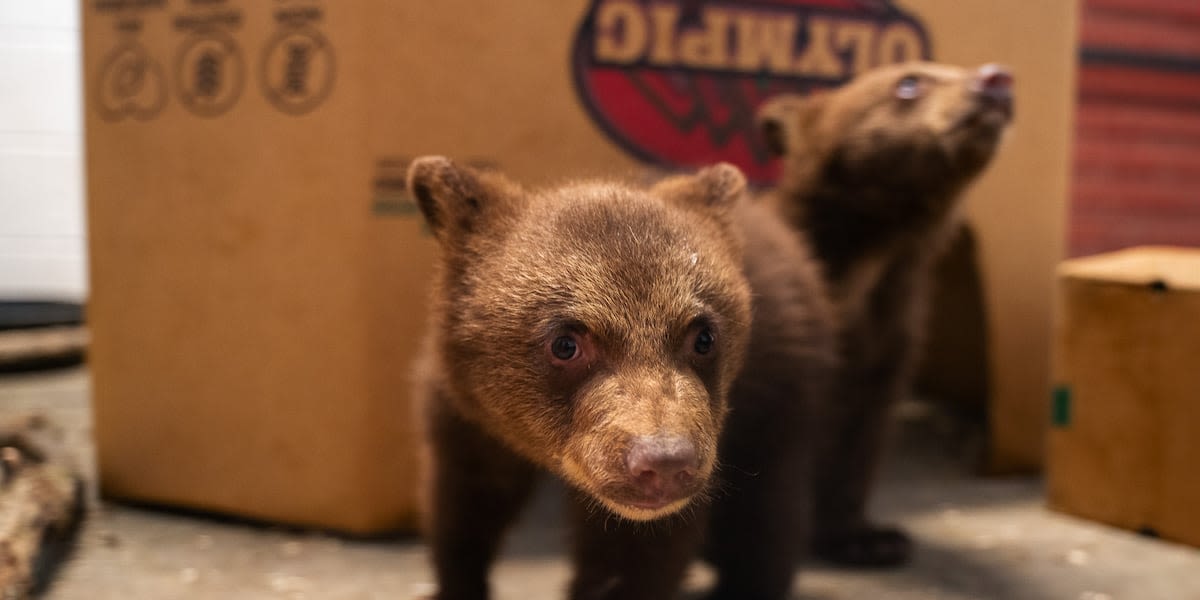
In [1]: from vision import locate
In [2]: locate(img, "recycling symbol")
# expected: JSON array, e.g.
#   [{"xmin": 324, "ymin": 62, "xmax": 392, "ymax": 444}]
[
  {"xmin": 175, "ymin": 29, "xmax": 245, "ymax": 118},
  {"xmin": 96, "ymin": 42, "xmax": 167, "ymax": 121},
  {"xmin": 260, "ymin": 27, "xmax": 336, "ymax": 115}
]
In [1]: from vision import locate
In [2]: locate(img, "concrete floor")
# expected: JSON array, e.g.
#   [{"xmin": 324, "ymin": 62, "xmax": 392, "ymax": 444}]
[{"xmin": 4, "ymin": 367, "xmax": 1199, "ymax": 600}]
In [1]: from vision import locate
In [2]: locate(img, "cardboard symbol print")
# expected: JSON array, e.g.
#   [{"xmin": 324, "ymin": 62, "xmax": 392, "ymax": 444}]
[
  {"xmin": 571, "ymin": 0, "xmax": 932, "ymax": 182},
  {"xmin": 95, "ymin": 43, "xmax": 167, "ymax": 121},
  {"xmin": 175, "ymin": 29, "xmax": 245, "ymax": 118},
  {"xmin": 260, "ymin": 27, "xmax": 336, "ymax": 116}
]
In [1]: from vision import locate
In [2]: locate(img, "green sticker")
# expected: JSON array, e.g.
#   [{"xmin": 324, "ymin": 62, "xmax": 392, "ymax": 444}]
[{"xmin": 1051, "ymin": 385, "xmax": 1072, "ymax": 428}]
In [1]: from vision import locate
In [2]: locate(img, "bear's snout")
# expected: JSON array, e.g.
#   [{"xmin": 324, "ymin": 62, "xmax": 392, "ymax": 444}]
[
  {"xmin": 624, "ymin": 435, "xmax": 701, "ymax": 507},
  {"xmin": 970, "ymin": 63, "xmax": 1014, "ymax": 120}
]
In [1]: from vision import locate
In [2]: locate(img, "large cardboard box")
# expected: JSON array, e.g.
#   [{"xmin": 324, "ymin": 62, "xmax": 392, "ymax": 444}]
[
  {"xmin": 84, "ymin": 3, "xmax": 429, "ymax": 533},
  {"xmin": 1048, "ymin": 247, "xmax": 1200, "ymax": 548},
  {"xmin": 85, "ymin": 0, "xmax": 1075, "ymax": 532}
]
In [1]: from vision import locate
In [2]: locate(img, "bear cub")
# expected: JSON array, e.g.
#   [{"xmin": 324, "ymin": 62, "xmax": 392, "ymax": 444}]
[
  {"xmin": 757, "ymin": 62, "xmax": 1014, "ymax": 567},
  {"xmin": 409, "ymin": 157, "xmax": 833, "ymax": 600}
]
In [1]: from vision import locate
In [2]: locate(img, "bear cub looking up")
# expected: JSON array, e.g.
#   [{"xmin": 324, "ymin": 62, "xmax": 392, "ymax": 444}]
[
  {"xmin": 757, "ymin": 61, "xmax": 1014, "ymax": 568},
  {"xmin": 409, "ymin": 157, "xmax": 833, "ymax": 600}
]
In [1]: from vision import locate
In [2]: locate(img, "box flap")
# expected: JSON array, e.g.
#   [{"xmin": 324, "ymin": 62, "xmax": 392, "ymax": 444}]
[{"xmin": 1058, "ymin": 246, "xmax": 1200, "ymax": 291}]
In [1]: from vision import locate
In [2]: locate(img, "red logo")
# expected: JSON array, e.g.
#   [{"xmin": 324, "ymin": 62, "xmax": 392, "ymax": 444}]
[{"xmin": 571, "ymin": 0, "xmax": 932, "ymax": 182}]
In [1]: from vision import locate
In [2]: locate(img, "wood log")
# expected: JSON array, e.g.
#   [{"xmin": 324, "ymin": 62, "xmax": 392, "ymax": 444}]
[{"xmin": 0, "ymin": 415, "xmax": 84, "ymax": 599}]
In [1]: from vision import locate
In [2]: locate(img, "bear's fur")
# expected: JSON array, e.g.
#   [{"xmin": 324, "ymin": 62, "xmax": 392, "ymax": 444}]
[
  {"xmin": 756, "ymin": 61, "xmax": 1013, "ymax": 567},
  {"xmin": 409, "ymin": 157, "xmax": 834, "ymax": 600}
]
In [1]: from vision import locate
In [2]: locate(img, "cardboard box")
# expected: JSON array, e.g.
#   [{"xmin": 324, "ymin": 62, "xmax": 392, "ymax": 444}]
[
  {"xmin": 84, "ymin": 0, "xmax": 1075, "ymax": 533},
  {"xmin": 1048, "ymin": 246, "xmax": 1200, "ymax": 548},
  {"xmin": 84, "ymin": 3, "xmax": 430, "ymax": 533}
]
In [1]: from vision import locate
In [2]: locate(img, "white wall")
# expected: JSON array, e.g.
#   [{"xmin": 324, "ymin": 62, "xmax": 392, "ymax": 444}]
[{"xmin": 0, "ymin": 2, "xmax": 86, "ymax": 300}]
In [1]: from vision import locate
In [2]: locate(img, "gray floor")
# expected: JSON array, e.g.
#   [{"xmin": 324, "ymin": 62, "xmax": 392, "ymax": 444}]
[{"xmin": 3, "ymin": 367, "xmax": 1199, "ymax": 600}]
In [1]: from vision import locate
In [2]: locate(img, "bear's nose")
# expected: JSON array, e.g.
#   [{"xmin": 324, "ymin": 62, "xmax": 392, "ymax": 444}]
[
  {"xmin": 626, "ymin": 435, "xmax": 699, "ymax": 498},
  {"xmin": 971, "ymin": 63, "xmax": 1013, "ymax": 119},
  {"xmin": 974, "ymin": 64, "xmax": 1012, "ymax": 97},
  {"xmin": 977, "ymin": 63, "xmax": 1013, "ymax": 91}
]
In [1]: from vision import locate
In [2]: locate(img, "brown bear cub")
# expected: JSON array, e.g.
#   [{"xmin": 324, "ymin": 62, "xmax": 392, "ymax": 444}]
[
  {"xmin": 409, "ymin": 157, "xmax": 833, "ymax": 600},
  {"xmin": 756, "ymin": 62, "xmax": 1014, "ymax": 567}
]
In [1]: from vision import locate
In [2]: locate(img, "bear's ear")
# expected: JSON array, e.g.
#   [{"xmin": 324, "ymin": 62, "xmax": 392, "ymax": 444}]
[
  {"xmin": 653, "ymin": 162, "xmax": 746, "ymax": 220},
  {"xmin": 407, "ymin": 156, "xmax": 520, "ymax": 244},
  {"xmin": 755, "ymin": 94, "xmax": 823, "ymax": 157}
]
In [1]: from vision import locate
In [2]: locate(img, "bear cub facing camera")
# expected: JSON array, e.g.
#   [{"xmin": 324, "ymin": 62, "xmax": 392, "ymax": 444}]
[
  {"xmin": 757, "ymin": 62, "xmax": 1014, "ymax": 567},
  {"xmin": 409, "ymin": 157, "xmax": 833, "ymax": 600}
]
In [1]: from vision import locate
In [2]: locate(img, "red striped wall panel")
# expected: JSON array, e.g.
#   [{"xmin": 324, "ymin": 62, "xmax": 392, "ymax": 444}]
[{"xmin": 1070, "ymin": 0, "xmax": 1200, "ymax": 257}]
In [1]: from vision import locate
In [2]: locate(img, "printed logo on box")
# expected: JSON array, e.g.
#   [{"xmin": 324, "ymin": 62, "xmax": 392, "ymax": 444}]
[
  {"xmin": 571, "ymin": 0, "xmax": 932, "ymax": 183},
  {"xmin": 96, "ymin": 42, "xmax": 168, "ymax": 121},
  {"xmin": 260, "ymin": 26, "xmax": 336, "ymax": 116},
  {"xmin": 175, "ymin": 29, "xmax": 245, "ymax": 118}
]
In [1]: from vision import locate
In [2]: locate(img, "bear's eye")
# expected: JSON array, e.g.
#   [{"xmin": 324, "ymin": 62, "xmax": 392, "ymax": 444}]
[
  {"xmin": 551, "ymin": 335, "xmax": 579, "ymax": 360},
  {"xmin": 895, "ymin": 75, "xmax": 922, "ymax": 100},
  {"xmin": 694, "ymin": 328, "xmax": 715, "ymax": 355}
]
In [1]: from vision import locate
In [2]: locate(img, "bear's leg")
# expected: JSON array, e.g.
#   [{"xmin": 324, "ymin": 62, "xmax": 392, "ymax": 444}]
[
  {"xmin": 566, "ymin": 488, "xmax": 707, "ymax": 600},
  {"xmin": 811, "ymin": 333, "xmax": 914, "ymax": 568},
  {"xmin": 426, "ymin": 406, "xmax": 538, "ymax": 600},
  {"xmin": 705, "ymin": 421, "xmax": 810, "ymax": 600}
]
